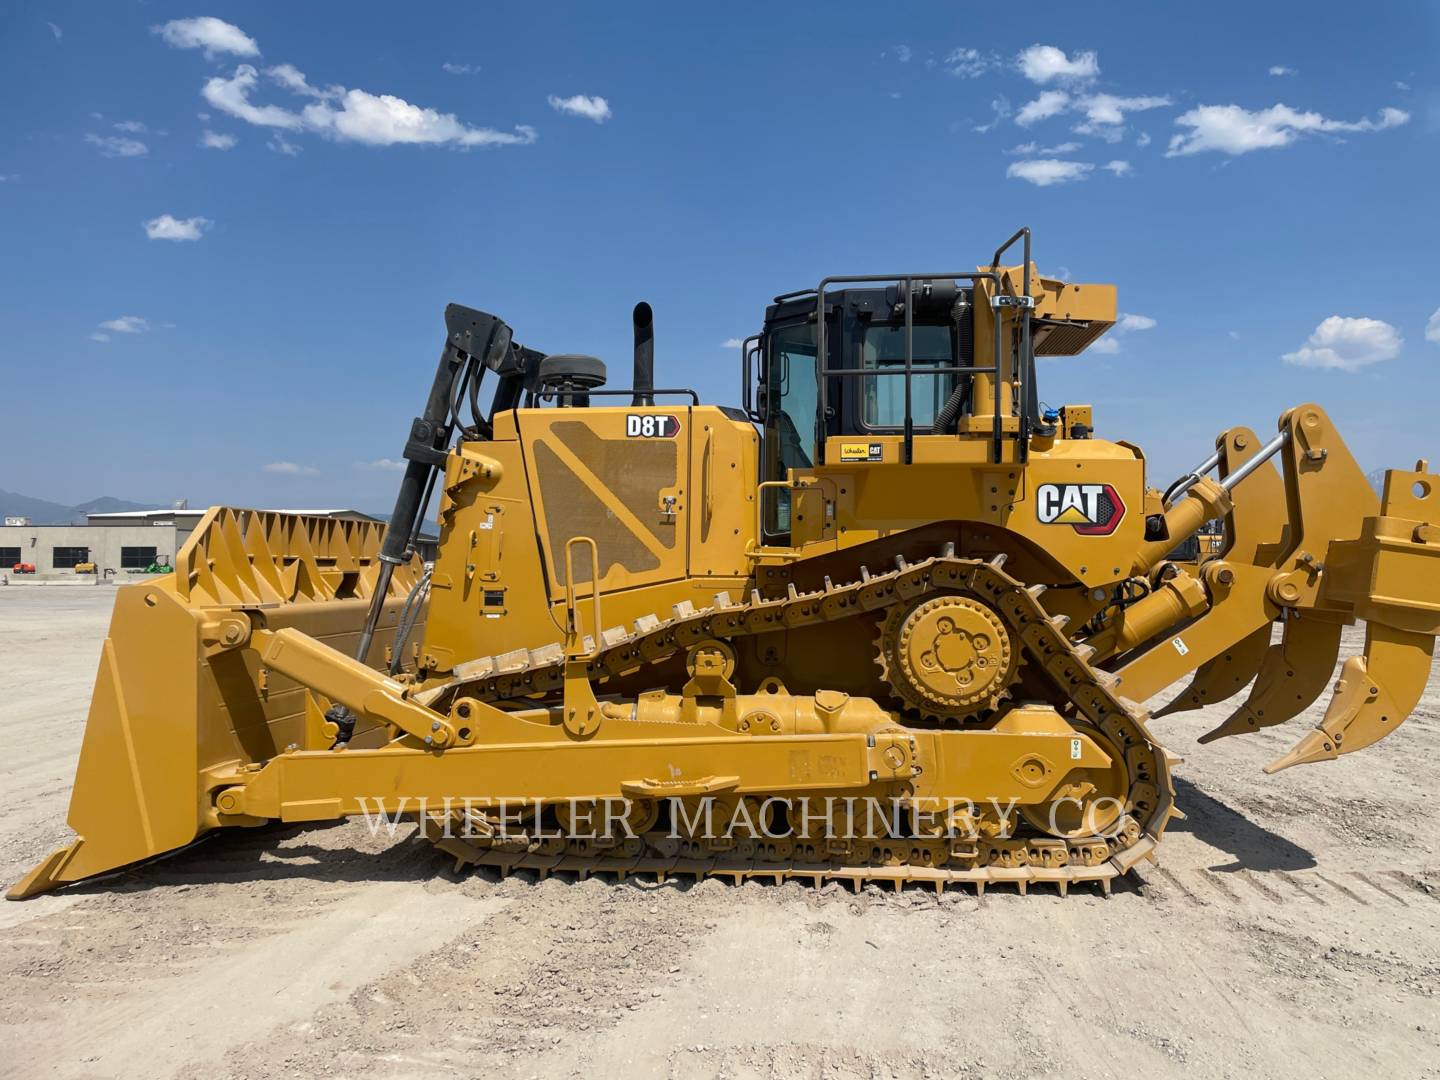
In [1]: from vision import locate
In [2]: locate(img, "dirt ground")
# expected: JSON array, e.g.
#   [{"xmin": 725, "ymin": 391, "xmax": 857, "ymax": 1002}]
[{"xmin": 0, "ymin": 586, "xmax": 1436, "ymax": 1080}]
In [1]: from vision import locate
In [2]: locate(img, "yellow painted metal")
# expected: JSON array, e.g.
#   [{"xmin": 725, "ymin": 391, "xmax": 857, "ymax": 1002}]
[
  {"xmin": 11, "ymin": 256, "xmax": 1440, "ymax": 902},
  {"xmin": 1158, "ymin": 427, "xmax": 1289, "ymax": 716},
  {"xmin": 878, "ymin": 594, "xmax": 1016, "ymax": 715},
  {"xmin": 1264, "ymin": 460, "xmax": 1440, "ymax": 770},
  {"xmin": 8, "ymin": 508, "xmax": 423, "ymax": 899}
]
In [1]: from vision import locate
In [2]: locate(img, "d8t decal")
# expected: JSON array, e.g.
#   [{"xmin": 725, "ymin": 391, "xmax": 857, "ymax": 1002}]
[{"xmin": 626, "ymin": 414, "xmax": 680, "ymax": 438}]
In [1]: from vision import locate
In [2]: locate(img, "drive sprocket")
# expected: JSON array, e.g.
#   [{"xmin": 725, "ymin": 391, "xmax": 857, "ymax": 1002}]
[{"xmin": 876, "ymin": 594, "xmax": 1016, "ymax": 718}]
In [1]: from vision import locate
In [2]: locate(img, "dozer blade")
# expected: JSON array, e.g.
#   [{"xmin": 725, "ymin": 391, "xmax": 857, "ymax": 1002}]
[
  {"xmin": 1154, "ymin": 624, "xmax": 1272, "ymax": 718},
  {"xmin": 7, "ymin": 508, "xmax": 422, "ymax": 900},
  {"xmin": 1196, "ymin": 616, "xmax": 1342, "ymax": 743}
]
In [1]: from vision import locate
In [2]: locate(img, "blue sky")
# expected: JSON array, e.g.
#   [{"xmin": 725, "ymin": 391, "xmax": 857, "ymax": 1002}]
[{"xmin": 2, "ymin": 3, "xmax": 1437, "ymax": 510}]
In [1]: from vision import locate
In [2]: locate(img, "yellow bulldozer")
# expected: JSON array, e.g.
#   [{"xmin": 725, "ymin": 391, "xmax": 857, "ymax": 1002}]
[{"xmin": 12, "ymin": 228, "xmax": 1440, "ymax": 899}]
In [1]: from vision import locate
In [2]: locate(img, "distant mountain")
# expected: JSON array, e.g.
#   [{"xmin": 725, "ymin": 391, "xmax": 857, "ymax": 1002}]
[
  {"xmin": 0, "ymin": 490, "xmax": 81, "ymax": 524},
  {"xmin": 0, "ymin": 490, "xmax": 165, "ymax": 524},
  {"xmin": 73, "ymin": 496, "xmax": 163, "ymax": 515}
]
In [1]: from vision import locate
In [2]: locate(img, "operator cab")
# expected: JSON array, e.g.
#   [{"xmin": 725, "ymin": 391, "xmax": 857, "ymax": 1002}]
[{"xmin": 754, "ymin": 280, "xmax": 977, "ymax": 486}]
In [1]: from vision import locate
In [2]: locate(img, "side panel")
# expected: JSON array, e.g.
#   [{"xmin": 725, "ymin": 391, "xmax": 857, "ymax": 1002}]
[
  {"xmin": 801, "ymin": 434, "xmax": 1146, "ymax": 589},
  {"xmin": 422, "ymin": 432, "xmax": 555, "ymax": 674},
  {"xmin": 520, "ymin": 407, "xmax": 691, "ymax": 601},
  {"xmin": 688, "ymin": 412, "xmax": 760, "ymax": 578}
]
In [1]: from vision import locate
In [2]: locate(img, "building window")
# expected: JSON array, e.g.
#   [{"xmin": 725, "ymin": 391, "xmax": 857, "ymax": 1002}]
[
  {"xmin": 121, "ymin": 546, "xmax": 159, "ymax": 569},
  {"xmin": 53, "ymin": 546, "xmax": 90, "ymax": 568},
  {"xmin": 0, "ymin": 547, "xmax": 20, "ymax": 566}
]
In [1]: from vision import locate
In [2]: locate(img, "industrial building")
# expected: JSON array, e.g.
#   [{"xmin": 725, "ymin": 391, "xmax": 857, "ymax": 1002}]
[{"xmin": 2, "ymin": 508, "xmax": 437, "ymax": 579}]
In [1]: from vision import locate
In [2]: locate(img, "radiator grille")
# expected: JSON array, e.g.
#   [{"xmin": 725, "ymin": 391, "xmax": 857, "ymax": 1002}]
[{"xmin": 533, "ymin": 425, "xmax": 680, "ymax": 585}]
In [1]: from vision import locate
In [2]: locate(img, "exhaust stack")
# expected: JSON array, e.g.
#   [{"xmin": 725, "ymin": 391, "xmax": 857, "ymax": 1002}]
[{"xmin": 631, "ymin": 301, "xmax": 655, "ymax": 406}]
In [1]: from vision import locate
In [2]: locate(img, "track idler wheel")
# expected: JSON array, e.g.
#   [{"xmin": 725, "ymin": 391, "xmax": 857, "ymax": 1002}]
[{"xmin": 1018, "ymin": 725, "xmax": 1131, "ymax": 840}]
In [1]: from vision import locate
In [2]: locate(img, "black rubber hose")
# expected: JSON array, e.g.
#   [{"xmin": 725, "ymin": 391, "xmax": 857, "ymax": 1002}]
[{"xmin": 931, "ymin": 384, "xmax": 970, "ymax": 434}]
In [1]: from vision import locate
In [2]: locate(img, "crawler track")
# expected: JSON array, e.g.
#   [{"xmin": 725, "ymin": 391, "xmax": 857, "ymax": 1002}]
[{"xmin": 420, "ymin": 552, "xmax": 1179, "ymax": 892}]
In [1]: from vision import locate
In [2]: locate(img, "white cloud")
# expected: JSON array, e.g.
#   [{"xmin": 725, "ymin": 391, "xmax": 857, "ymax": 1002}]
[
  {"xmin": 722, "ymin": 338, "xmax": 746, "ymax": 349},
  {"xmin": 263, "ymin": 461, "xmax": 320, "ymax": 476},
  {"xmin": 972, "ymin": 96, "xmax": 1011, "ymax": 134},
  {"xmin": 1424, "ymin": 308, "xmax": 1440, "ymax": 344},
  {"xmin": 266, "ymin": 63, "xmax": 336, "ymax": 99},
  {"xmin": 1228, "ymin": 330, "xmax": 1241, "ymax": 341},
  {"xmin": 1006, "ymin": 159, "xmax": 1093, "ymax": 186},
  {"xmin": 442, "ymin": 63, "xmax": 479, "ymax": 75},
  {"xmin": 90, "ymin": 315, "xmax": 153, "ymax": 343},
  {"xmin": 356, "ymin": 458, "xmax": 406, "ymax": 471},
  {"xmin": 1269, "ymin": 65, "xmax": 1296, "ymax": 77},
  {"xmin": 547, "ymin": 94, "xmax": 612, "ymax": 123},
  {"xmin": 887, "ymin": 45, "xmax": 913, "ymax": 64},
  {"xmin": 113, "ymin": 120, "xmax": 147, "ymax": 134},
  {"xmin": 1072, "ymin": 93, "xmax": 1170, "ymax": 140},
  {"xmin": 1092, "ymin": 312, "xmax": 1156, "ymax": 353},
  {"xmin": 1102, "ymin": 159, "xmax": 1133, "ymax": 176},
  {"xmin": 310, "ymin": 90, "xmax": 538, "ymax": 146},
  {"xmin": 203, "ymin": 64, "xmax": 538, "ymax": 149},
  {"xmin": 268, "ymin": 132, "xmax": 302, "ymax": 156},
  {"xmin": 1016, "ymin": 91, "xmax": 1070, "ymax": 126},
  {"xmin": 1168, "ymin": 103, "xmax": 1409, "ymax": 156},
  {"xmin": 1007, "ymin": 84, "xmax": 1170, "ymax": 142},
  {"xmin": 47, "ymin": 21, "xmax": 62, "ymax": 40},
  {"xmin": 153, "ymin": 17, "xmax": 259, "ymax": 58},
  {"xmin": 1078, "ymin": 94, "xmax": 1170, "ymax": 126},
  {"xmin": 200, "ymin": 129, "xmax": 237, "ymax": 150},
  {"xmin": 945, "ymin": 47, "xmax": 997, "ymax": 78},
  {"xmin": 1136, "ymin": 131, "xmax": 1151, "ymax": 147},
  {"xmin": 0, "ymin": 174, "xmax": 17, "ymax": 182},
  {"xmin": 203, "ymin": 66, "xmax": 305, "ymax": 129},
  {"xmin": 143, "ymin": 214, "xmax": 211, "ymax": 241},
  {"xmin": 86, "ymin": 133, "xmax": 147, "ymax": 158},
  {"xmin": 1282, "ymin": 316, "xmax": 1402, "ymax": 372},
  {"xmin": 99, "ymin": 315, "xmax": 150, "ymax": 334},
  {"xmin": 1006, "ymin": 140, "xmax": 1080, "ymax": 155},
  {"xmin": 1017, "ymin": 44, "xmax": 1098, "ymax": 85}
]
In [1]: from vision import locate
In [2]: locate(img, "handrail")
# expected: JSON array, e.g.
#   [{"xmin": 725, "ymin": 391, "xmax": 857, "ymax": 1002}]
[
  {"xmin": 536, "ymin": 387, "xmax": 701, "ymax": 406},
  {"xmin": 563, "ymin": 536, "xmax": 602, "ymax": 660},
  {"xmin": 989, "ymin": 226, "xmax": 1035, "ymax": 463},
  {"xmin": 740, "ymin": 334, "xmax": 762, "ymax": 421}
]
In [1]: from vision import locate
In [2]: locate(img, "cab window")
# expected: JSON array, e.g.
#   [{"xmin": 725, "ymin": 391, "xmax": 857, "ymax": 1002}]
[
  {"xmin": 860, "ymin": 323, "xmax": 954, "ymax": 429},
  {"xmin": 769, "ymin": 322, "xmax": 818, "ymax": 471}
]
